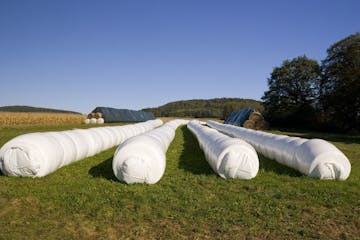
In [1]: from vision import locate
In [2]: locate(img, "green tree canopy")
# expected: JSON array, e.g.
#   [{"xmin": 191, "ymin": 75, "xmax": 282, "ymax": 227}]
[
  {"xmin": 321, "ymin": 33, "xmax": 360, "ymax": 131},
  {"xmin": 222, "ymin": 103, "xmax": 236, "ymax": 120},
  {"xmin": 143, "ymin": 98, "xmax": 263, "ymax": 119},
  {"xmin": 262, "ymin": 56, "xmax": 321, "ymax": 126}
]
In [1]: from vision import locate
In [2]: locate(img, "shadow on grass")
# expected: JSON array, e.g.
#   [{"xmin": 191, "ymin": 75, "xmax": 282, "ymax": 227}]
[
  {"xmin": 178, "ymin": 126, "xmax": 214, "ymax": 175},
  {"xmin": 259, "ymin": 155, "xmax": 303, "ymax": 177},
  {"xmin": 88, "ymin": 157, "xmax": 118, "ymax": 181}
]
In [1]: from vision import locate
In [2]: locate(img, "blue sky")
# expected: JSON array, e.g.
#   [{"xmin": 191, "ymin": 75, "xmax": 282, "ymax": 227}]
[{"xmin": 0, "ymin": 0, "xmax": 359, "ymax": 114}]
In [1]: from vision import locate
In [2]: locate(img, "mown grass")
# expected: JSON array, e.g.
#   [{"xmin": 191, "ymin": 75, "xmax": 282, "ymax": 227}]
[{"xmin": 0, "ymin": 123, "xmax": 359, "ymax": 239}]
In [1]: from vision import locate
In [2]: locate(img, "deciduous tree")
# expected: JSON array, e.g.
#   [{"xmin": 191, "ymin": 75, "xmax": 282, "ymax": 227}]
[
  {"xmin": 262, "ymin": 56, "xmax": 321, "ymax": 126},
  {"xmin": 321, "ymin": 33, "xmax": 360, "ymax": 131}
]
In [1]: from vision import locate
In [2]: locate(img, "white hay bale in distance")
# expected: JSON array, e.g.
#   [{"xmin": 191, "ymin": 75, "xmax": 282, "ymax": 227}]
[
  {"xmin": 113, "ymin": 119, "xmax": 189, "ymax": 184},
  {"xmin": 0, "ymin": 119, "xmax": 163, "ymax": 177},
  {"xmin": 97, "ymin": 118, "xmax": 104, "ymax": 124},
  {"xmin": 90, "ymin": 118, "xmax": 97, "ymax": 124},
  {"xmin": 207, "ymin": 121, "xmax": 351, "ymax": 180},
  {"xmin": 187, "ymin": 120, "xmax": 259, "ymax": 179},
  {"xmin": 84, "ymin": 118, "xmax": 91, "ymax": 124}
]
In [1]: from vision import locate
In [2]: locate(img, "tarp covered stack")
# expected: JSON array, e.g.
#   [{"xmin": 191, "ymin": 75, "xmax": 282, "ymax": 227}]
[
  {"xmin": 91, "ymin": 107, "xmax": 155, "ymax": 123},
  {"xmin": 225, "ymin": 108, "xmax": 268, "ymax": 130}
]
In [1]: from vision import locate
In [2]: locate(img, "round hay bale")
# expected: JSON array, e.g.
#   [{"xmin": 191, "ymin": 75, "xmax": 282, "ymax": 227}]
[
  {"xmin": 95, "ymin": 112, "xmax": 102, "ymax": 119},
  {"xmin": 84, "ymin": 119, "xmax": 91, "ymax": 124},
  {"xmin": 97, "ymin": 118, "xmax": 104, "ymax": 124},
  {"xmin": 254, "ymin": 120, "xmax": 269, "ymax": 130},
  {"xmin": 243, "ymin": 120, "xmax": 255, "ymax": 129},
  {"xmin": 249, "ymin": 112, "xmax": 264, "ymax": 122},
  {"xmin": 90, "ymin": 118, "xmax": 97, "ymax": 124},
  {"xmin": 87, "ymin": 113, "xmax": 92, "ymax": 119}
]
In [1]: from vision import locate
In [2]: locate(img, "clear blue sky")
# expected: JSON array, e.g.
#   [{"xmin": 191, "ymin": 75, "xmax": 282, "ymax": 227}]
[{"xmin": 0, "ymin": 0, "xmax": 359, "ymax": 114}]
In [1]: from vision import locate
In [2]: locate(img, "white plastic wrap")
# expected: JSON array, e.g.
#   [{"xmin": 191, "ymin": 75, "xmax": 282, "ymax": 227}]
[
  {"xmin": 90, "ymin": 118, "xmax": 97, "ymax": 124},
  {"xmin": 97, "ymin": 118, "xmax": 104, "ymax": 124},
  {"xmin": 207, "ymin": 121, "xmax": 351, "ymax": 180},
  {"xmin": 187, "ymin": 121, "xmax": 259, "ymax": 179},
  {"xmin": 0, "ymin": 119, "xmax": 163, "ymax": 177},
  {"xmin": 113, "ymin": 119, "xmax": 189, "ymax": 184}
]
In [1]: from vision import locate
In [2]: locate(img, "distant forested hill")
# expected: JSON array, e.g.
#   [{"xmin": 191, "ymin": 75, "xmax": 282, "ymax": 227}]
[
  {"xmin": 0, "ymin": 105, "xmax": 82, "ymax": 115},
  {"xmin": 143, "ymin": 98, "xmax": 263, "ymax": 119}
]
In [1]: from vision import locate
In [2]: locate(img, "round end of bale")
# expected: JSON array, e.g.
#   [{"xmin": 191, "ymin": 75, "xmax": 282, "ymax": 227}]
[
  {"xmin": 1, "ymin": 147, "xmax": 40, "ymax": 177},
  {"xmin": 117, "ymin": 157, "xmax": 149, "ymax": 184},
  {"xmin": 254, "ymin": 120, "xmax": 269, "ymax": 130},
  {"xmin": 243, "ymin": 120, "xmax": 255, "ymax": 129},
  {"xmin": 310, "ymin": 163, "xmax": 343, "ymax": 180},
  {"xmin": 218, "ymin": 146, "xmax": 259, "ymax": 179},
  {"xmin": 84, "ymin": 119, "xmax": 91, "ymax": 124},
  {"xmin": 97, "ymin": 118, "xmax": 104, "ymax": 124},
  {"xmin": 249, "ymin": 112, "xmax": 264, "ymax": 122}
]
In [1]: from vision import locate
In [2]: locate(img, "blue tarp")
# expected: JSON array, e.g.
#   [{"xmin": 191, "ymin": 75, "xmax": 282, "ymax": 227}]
[
  {"xmin": 92, "ymin": 107, "xmax": 155, "ymax": 123},
  {"xmin": 224, "ymin": 108, "xmax": 255, "ymax": 126}
]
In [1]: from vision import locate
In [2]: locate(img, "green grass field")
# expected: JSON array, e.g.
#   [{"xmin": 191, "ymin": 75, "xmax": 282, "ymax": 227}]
[{"xmin": 0, "ymin": 123, "xmax": 359, "ymax": 239}]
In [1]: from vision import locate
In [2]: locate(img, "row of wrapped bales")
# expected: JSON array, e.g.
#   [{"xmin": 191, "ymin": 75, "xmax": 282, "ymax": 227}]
[
  {"xmin": 84, "ymin": 118, "xmax": 104, "ymax": 124},
  {"xmin": 113, "ymin": 119, "xmax": 188, "ymax": 184},
  {"xmin": 0, "ymin": 120, "xmax": 163, "ymax": 177},
  {"xmin": 187, "ymin": 121, "xmax": 259, "ymax": 179},
  {"xmin": 91, "ymin": 107, "xmax": 155, "ymax": 123},
  {"xmin": 207, "ymin": 121, "xmax": 351, "ymax": 180},
  {"xmin": 113, "ymin": 119, "xmax": 189, "ymax": 184}
]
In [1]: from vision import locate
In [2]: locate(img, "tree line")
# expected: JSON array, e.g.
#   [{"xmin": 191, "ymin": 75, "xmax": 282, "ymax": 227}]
[
  {"xmin": 0, "ymin": 105, "xmax": 82, "ymax": 115},
  {"xmin": 143, "ymin": 98, "xmax": 263, "ymax": 119},
  {"xmin": 262, "ymin": 33, "xmax": 360, "ymax": 132}
]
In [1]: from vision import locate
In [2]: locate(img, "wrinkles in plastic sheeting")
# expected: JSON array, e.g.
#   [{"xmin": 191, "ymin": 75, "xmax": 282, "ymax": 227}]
[
  {"xmin": 91, "ymin": 107, "xmax": 155, "ymax": 123},
  {"xmin": 0, "ymin": 119, "xmax": 163, "ymax": 177},
  {"xmin": 187, "ymin": 120, "xmax": 259, "ymax": 179},
  {"xmin": 113, "ymin": 119, "xmax": 189, "ymax": 184},
  {"xmin": 207, "ymin": 121, "xmax": 351, "ymax": 180}
]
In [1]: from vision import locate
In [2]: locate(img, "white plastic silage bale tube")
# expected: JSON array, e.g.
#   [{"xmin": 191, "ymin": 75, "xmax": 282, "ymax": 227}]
[
  {"xmin": 62, "ymin": 130, "xmax": 91, "ymax": 160},
  {"xmin": 207, "ymin": 121, "xmax": 351, "ymax": 180},
  {"xmin": 98, "ymin": 127, "xmax": 116, "ymax": 150},
  {"xmin": 187, "ymin": 121, "xmax": 259, "ymax": 179},
  {"xmin": 75, "ymin": 129, "xmax": 99, "ymax": 157},
  {"xmin": 0, "ymin": 132, "xmax": 67, "ymax": 177},
  {"xmin": 46, "ymin": 131, "xmax": 78, "ymax": 167},
  {"xmin": 113, "ymin": 119, "xmax": 188, "ymax": 184},
  {"xmin": 112, "ymin": 126, "xmax": 127, "ymax": 143},
  {"xmin": 0, "ymin": 119, "xmax": 163, "ymax": 177},
  {"xmin": 84, "ymin": 119, "xmax": 90, "ymax": 124}
]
